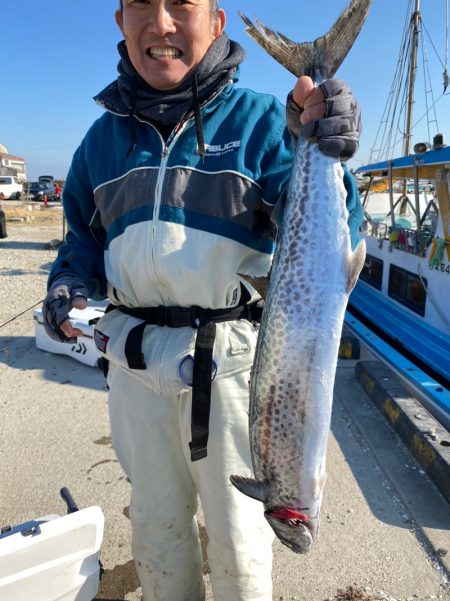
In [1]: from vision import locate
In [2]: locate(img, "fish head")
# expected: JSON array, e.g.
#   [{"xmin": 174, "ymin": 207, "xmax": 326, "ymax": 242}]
[{"xmin": 264, "ymin": 507, "xmax": 318, "ymax": 554}]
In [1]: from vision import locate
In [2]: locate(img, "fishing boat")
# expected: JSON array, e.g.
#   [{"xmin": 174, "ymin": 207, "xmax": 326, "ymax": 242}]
[{"xmin": 346, "ymin": 0, "xmax": 450, "ymax": 426}]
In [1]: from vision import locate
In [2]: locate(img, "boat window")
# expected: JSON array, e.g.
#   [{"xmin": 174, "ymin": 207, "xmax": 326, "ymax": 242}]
[
  {"xmin": 388, "ymin": 265, "xmax": 427, "ymax": 316},
  {"xmin": 359, "ymin": 254, "xmax": 383, "ymax": 290}
]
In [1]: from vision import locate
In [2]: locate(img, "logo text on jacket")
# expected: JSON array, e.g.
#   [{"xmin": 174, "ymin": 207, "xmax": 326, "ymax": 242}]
[{"xmin": 199, "ymin": 140, "xmax": 241, "ymax": 157}]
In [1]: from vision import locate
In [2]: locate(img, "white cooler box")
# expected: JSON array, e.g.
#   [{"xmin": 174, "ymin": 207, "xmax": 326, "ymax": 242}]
[
  {"xmin": 34, "ymin": 301, "xmax": 108, "ymax": 367},
  {"xmin": 0, "ymin": 506, "xmax": 104, "ymax": 601}
]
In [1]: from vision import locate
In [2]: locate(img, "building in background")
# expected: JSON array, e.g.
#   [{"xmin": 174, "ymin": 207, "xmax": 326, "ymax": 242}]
[{"xmin": 0, "ymin": 144, "xmax": 27, "ymax": 182}]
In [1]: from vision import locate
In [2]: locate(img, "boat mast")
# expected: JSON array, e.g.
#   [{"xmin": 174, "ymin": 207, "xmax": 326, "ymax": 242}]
[{"xmin": 404, "ymin": 0, "xmax": 421, "ymax": 157}]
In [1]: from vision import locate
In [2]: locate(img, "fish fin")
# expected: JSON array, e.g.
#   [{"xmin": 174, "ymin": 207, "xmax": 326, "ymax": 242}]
[
  {"xmin": 239, "ymin": 0, "xmax": 371, "ymax": 80},
  {"xmin": 230, "ymin": 475, "xmax": 270, "ymax": 503},
  {"xmin": 238, "ymin": 273, "xmax": 270, "ymax": 300},
  {"xmin": 346, "ymin": 239, "xmax": 366, "ymax": 294}
]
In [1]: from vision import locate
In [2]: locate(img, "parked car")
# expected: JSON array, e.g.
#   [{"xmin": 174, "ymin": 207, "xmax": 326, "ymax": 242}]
[
  {"xmin": 0, "ymin": 176, "xmax": 23, "ymax": 199},
  {"xmin": 28, "ymin": 181, "xmax": 59, "ymax": 202}
]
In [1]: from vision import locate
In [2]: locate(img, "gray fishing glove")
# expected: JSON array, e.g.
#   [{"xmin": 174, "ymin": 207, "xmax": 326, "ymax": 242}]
[
  {"xmin": 42, "ymin": 275, "xmax": 88, "ymax": 343},
  {"xmin": 286, "ymin": 79, "xmax": 361, "ymax": 161}
]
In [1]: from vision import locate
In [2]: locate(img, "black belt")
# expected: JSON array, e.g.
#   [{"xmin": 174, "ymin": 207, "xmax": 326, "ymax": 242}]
[{"xmin": 107, "ymin": 294, "xmax": 263, "ymax": 462}]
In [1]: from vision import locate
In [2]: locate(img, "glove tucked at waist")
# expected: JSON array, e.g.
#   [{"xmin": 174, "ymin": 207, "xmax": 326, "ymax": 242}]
[
  {"xmin": 43, "ymin": 275, "xmax": 88, "ymax": 342},
  {"xmin": 286, "ymin": 78, "xmax": 361, "ymax": 161}
]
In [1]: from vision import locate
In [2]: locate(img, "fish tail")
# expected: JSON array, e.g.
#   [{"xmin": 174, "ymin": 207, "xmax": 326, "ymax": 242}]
[{"xmin": 239, "ymin": 0, "xmax": 371, "ymax": 80}]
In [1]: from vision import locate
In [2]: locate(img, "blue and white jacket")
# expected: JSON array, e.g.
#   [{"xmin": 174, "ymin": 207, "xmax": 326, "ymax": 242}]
[{"xmin": 49, "ymin": 81, "xmax": 362, "ymax": 312}]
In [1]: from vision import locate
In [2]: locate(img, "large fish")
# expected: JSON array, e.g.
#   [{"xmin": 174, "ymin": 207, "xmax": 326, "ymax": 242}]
[{"xmin": 230, "ymin": 0, "xmax": 370, "ymax": 554}]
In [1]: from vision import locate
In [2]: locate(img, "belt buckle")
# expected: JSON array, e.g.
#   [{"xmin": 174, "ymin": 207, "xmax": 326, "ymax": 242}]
[{"xmin": 166, "ymin": 306, "xmax": 190, "ymax": 328}]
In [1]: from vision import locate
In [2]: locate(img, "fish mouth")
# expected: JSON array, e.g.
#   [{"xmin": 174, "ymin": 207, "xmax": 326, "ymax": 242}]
[{"xmin": 265, "ymin": 507, "xmax": 316, "ymax": 554}]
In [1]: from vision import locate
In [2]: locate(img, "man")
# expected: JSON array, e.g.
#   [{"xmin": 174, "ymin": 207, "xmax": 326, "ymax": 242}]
[{"xmin": 43, "ymin": 1, "xmax": 362, "ymax": 599}]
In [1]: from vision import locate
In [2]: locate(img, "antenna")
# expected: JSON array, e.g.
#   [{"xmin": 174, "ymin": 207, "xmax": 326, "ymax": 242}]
[{"xmin": 444, "ymin": 0, "xmax": 449, "ymax": 91}]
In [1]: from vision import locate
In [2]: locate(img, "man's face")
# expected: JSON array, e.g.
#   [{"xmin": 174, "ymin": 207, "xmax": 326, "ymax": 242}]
[{"xmin": 116, "ymin": 0, "xmax": 226, "ymax": 91}]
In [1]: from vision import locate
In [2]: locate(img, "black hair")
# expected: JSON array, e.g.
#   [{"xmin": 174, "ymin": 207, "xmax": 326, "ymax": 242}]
[{"xmin": 120, "ymin": 0, "xmax": 219, "ymax": 15}]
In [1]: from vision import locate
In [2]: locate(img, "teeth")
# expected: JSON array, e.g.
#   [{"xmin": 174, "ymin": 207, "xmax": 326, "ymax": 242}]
[{"xmin": 148, "ymin": 48, "xmax": 181, "ymax": 58}]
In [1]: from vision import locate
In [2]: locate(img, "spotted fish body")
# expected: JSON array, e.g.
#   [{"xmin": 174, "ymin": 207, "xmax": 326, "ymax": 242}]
[{"xmin": 230, "ymin": 0, "xmax": 370, "ymax": 554}]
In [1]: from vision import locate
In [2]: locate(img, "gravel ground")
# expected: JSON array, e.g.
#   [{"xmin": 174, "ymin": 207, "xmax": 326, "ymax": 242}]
[{"xmin": 0, "ymin": 208, "xmax": 63, "ymax": 329}]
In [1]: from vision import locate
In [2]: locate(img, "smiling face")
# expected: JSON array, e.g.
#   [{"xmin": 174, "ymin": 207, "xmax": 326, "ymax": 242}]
[{"xmin": 116, "ymin": 0, "xmax": 226, "ymax": 91}]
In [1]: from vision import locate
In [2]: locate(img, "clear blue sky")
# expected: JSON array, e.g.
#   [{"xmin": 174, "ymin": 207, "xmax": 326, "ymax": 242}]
[{"xmin": 2, "ymin": 0, "xmax": 448, "ymax": 181}]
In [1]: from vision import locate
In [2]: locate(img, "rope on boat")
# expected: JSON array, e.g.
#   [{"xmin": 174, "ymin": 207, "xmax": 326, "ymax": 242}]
[{"xmin": 368, "ymin": 0, "xmax": 449, "ymax": 162}]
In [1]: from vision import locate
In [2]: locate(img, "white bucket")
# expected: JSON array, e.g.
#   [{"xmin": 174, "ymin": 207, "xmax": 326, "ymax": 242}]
[{"xmin": 0, "ymin": 506, "xmax": 104, "ymax": 601}]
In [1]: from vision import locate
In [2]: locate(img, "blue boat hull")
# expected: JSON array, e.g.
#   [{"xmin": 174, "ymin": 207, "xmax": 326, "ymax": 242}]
[{"xmin": 349, "ymin": 280, "xmax": 450, "ymax": 384}]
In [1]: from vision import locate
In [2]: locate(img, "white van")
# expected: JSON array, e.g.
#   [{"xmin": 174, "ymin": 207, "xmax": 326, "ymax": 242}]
[{"xmin": 0, "ymin": 176, "xmax": 23, "ymax": 199}]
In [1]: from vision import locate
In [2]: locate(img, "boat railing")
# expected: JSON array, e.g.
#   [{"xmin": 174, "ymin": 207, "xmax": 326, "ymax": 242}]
[
  {"xmin": 361, "ymin": 219, "xmax": 389, "ymax": 239},
  {"xmin": 389, "ymin": 226, "xmax": 433, "ymax": 255},
  {"xmin": 361, "ymin": 218, "xmax": 434, "ymax": 256}
]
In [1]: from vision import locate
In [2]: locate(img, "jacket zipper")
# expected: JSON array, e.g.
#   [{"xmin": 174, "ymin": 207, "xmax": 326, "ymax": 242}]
[
  {"xmin": 137, "ymin": 87, "xmax": 226, "ymax": 295},
  {"xmin": 150, "ymin": 122, "xmax": 190, "ymax": 295}
]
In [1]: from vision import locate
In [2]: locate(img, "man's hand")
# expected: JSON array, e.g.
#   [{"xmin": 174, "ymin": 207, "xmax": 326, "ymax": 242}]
[
  {"xmin": 287, "ymin": 76, "xmax": 361, "ymax": 161},
  {"xmin": 43, "ymin": 275, "xmax": 89, "ymax": 342},
  {"xmin": 292, "ymin": 76, "xmax": 326, "ymax": 123}
]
